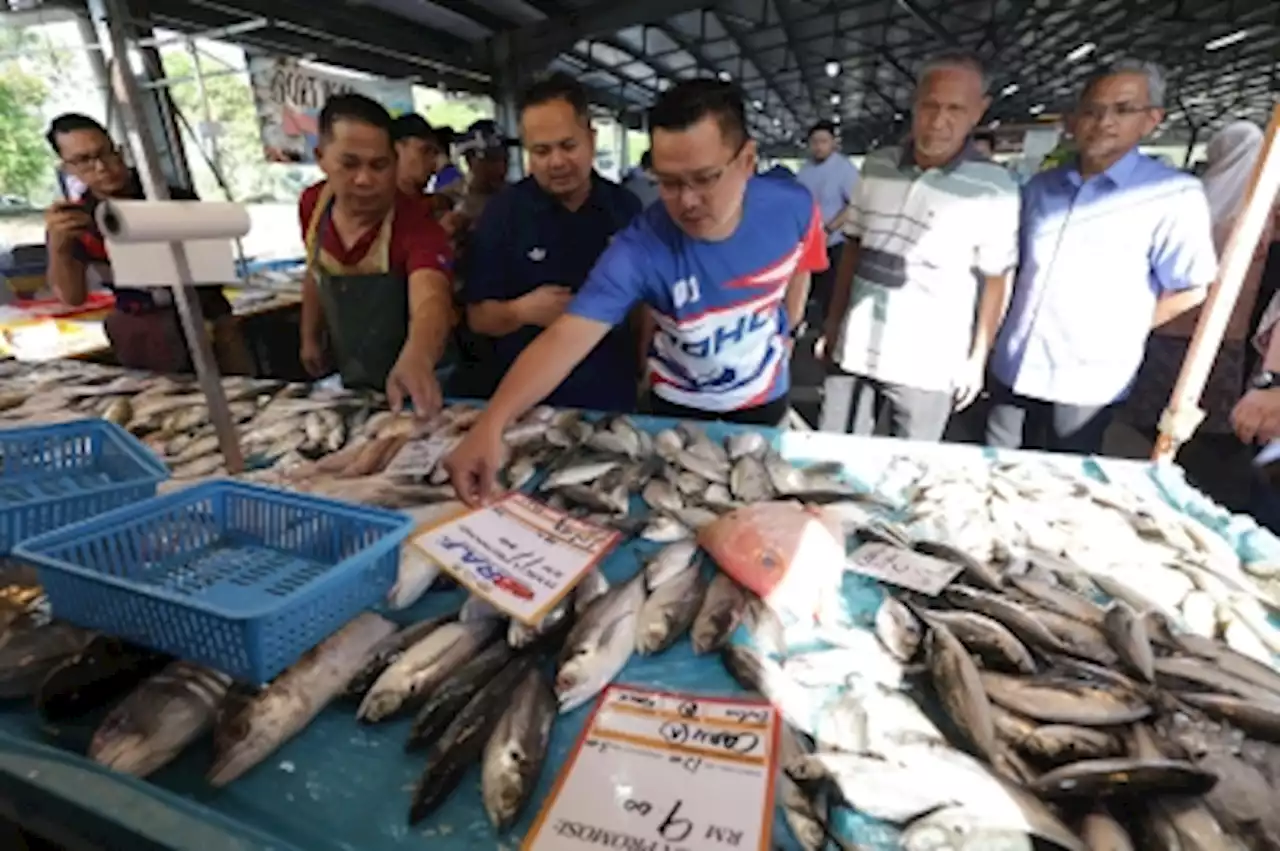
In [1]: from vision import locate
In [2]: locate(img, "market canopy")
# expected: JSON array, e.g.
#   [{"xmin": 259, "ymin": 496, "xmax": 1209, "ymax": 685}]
[{"xmin": 32, "ymin": 0, "xmax": 1280, "ymax": 150}]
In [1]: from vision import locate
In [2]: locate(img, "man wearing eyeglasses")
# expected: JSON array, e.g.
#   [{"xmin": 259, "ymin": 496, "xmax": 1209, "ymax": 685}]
[
  {"xmin": 985, "ymin": 60, "xmax": 1218, "ymax": 455},
  {"xmin": 43, "ymin": 113, "xmax": 251, "ymax": 374},
  {"xmin": 445, "ymin": 79, "xmax": 828, "ymax": 505}
]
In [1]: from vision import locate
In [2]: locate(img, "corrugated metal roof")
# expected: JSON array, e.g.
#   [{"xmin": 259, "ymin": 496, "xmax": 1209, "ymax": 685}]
[{"xmin": 86, "ymin": 0, "xmax": 1280, "ymax": 151}]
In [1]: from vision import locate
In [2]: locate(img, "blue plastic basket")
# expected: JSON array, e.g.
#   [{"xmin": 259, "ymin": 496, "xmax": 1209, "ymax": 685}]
[
  {"xmin": 13, "ymin": 480, "xmax": 414, "ymax": 683},
  {"xmin": 0, "ymin": 419, "xmax": 170, "ymax": 556}
]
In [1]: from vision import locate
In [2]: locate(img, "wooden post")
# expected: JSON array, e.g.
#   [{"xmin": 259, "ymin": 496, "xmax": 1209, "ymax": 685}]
[{"xmin": 1153, "ymin": 106, "xmax": 1280, "ymax": 463}]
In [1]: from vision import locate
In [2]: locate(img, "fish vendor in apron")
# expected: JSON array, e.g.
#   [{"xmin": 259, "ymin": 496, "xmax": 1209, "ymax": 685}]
[
  {"xmin": 298, "ymin": 94, "xmax": 456, "ymax": 417},
  {"xmin": 43, "ymin": 113, "xmax": 252, "ymax": 374}
]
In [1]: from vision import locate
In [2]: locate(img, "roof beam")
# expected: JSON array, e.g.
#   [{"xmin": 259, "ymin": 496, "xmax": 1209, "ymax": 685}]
[
  {"xmin": 895, "ymin": 0, "xmax": 957, "ymax": 46},
  {"xmin": 504, "ymin": 0, "xmax": 709, "ymax": 65},
  {"xmin": 770, "ymin": 0, "xmax": 825, "ymax": 124},
  {"xmin": 713, "ymin": 11, "xmax": 805, "ymax": 136}
]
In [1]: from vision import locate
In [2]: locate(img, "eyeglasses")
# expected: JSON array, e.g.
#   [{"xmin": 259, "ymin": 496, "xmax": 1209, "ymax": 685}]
[
  {"xmin": 654, "ymin": 140, "xmax": 748, "ymax": 197},
  {"xmin": 1077, "ymin": 103, "xmax": 1155, "ymax": 121},
  {"xmin": 63, "ymin": 147, "xmax": 120, "ymax": 171}
]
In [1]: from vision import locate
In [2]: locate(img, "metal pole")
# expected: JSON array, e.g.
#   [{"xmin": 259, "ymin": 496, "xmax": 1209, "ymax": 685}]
[
  {"xmin": 74, "ymin": 12, "xmax": 125, "ymax": 142},
  {"xmin": 187, "ymin": 37, "xmax": 223, "ymax": 175},
  {"xmin": 85, "ymin": 0, "xmax": 244, "ymax": 474}
]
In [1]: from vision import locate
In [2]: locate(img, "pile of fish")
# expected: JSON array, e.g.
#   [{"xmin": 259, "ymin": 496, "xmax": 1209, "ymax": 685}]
[{"xmin": 873, "ymin": 454, "xmax": 1280, "ymax": 660}]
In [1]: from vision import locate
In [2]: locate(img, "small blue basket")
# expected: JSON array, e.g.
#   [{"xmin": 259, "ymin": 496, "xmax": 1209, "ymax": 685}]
[
  {"xmin": 14, "ymin": 481, "xmax": 414, "ymax": 683},
  {"xmin": 0, "ymin": 419, "xmax": 170, "ymax": 556}
]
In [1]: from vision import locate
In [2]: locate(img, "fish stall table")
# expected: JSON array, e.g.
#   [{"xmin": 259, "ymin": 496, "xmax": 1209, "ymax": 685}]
[{"xmin": 0, "ymin": 411, "xmax": 1278, "ymax": 851}]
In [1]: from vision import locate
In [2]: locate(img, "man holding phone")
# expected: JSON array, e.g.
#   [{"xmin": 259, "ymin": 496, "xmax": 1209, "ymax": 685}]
[{"xmin": 43, "ymin": 113, "xmax": 251, "ymax": 374}]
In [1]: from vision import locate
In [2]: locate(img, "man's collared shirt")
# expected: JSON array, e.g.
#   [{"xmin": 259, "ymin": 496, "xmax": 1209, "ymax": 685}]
[
  {"xmin": 568, "ymin": 176, "xmax": 828, "ymax": 413},
  {"xmin": 298, "ymin": 183, "xmax": 453, "ymax": 280},
  {"xmin": 462, "ymin": 174, "xmax": 641, "ymax": 412},
  {"xmin": 835, "ymin": 143, "xmax": 1020, "ymax": 393},
  {"xmin": 796, "ymin": 154, "xmax": 859, "ymax": 247},
  {"xmin": 991, "ymin": 149, "xmax": 1218, "ymax": 407}
]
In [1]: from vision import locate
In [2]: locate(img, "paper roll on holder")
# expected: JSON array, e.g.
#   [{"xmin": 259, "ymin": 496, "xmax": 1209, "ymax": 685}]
[{"xmin": 95, "ymin": 200, "xmax": 251, "ymax": 288}]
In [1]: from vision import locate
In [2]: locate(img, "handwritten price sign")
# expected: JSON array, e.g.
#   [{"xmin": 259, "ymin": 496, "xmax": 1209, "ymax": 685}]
[
  {"xmin": 846, "ymin": 542, "xmax": 963, "ymax": 595},
  {"xmin": 524, "ymin": 685, "xmax": 779, "ymax": 851},
  {"xmin": 409, "ymin": 493, "xmax": 619, "ymax": 624}
]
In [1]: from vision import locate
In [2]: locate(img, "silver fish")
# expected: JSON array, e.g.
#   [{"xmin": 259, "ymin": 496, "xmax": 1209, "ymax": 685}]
[
  {"xmin": 1007, "ymin": 575, "xmax": 1106, "ymax": 626},
  {"xmin": 642, "ymin": 479, "xmax": 683, "ymax": 513},
  {"xmin": 902, "ymin": 798, "xmax": 1087, "ymax": 851},
  {"xmin": 927, "ymin": 621, "xmax": 997, "ymax": 761},
  {"xmin": 674, "ymin": 471, "xmax": 708, "ymax": 496},
  {"xmin": 676, "ymin": 449, "xmax": 729, "ymax": 484},
  {"xmin": 481, "ymin": 667, "xmax": 557, "ymax": 831},
  {"xmin": 920, "ymin": 609, "xmax": 1037, "ymax": 675},
  {"xmin": 90, "ymin": 661, "xmax": 232, "ymax": 777},
  {"xmin": 574, "ymin": 569, "xmax": 611, "ymax": 614},
  {"xmin": 210, "ymin": 613, "xmax": 396, "ymax": 786},
  {"xmin": 654, "ymin": 429, "xmax": 684, "ymax": 461},
  {"xmin": 671, "ymin": 506, "xmax": 719, "ymax": 531},
  {"xmin": 691, "ymin": 573, "xmax": 749, "ymax": 655},
  {"xmin": 726, "ymin": 431, "xmax": 768, "ymax": 461},
  {"xmin": 778, "ymin": 724, "xmax": 828, "ymax": 851},
  {"xmin": 678, "ymin": 423, "xmax": 729, "ymax": 466},
  {"xmin": 702, "ymin": 483, "xmax": 738, "ymax": 511},
  {"xmin": 979, "ymin": 671, "xmax": 1152, "ymax": 726},
  {"xmin": 636, "ymin": 565, "xmax": 707, "ymax": 655},
  {"xmin": 729, "ymin": 456, "xmax": 774, "ymax": 503},
  {"xmin": 945, "ymin": 586, "xmax": 1069, "ymax": 654},
  {"xmin": 541, "ymin": 460, "xmax": 619, "ymax": 490},
  {"xmin": 873, "ymin": 596, "xmax": 922, "ymax": 662},
  {"xmin": 508, "ymin": 596, "xmax": 570, "ymax": 649},
  {"xmin": 645, "ymin": 540, "xmax": 699, "ymax": 589},
  {"xmin": 1101, "ymin": 600, "xmax": 1155, "ymax": 684},
  {"xmin": 358, "ymin": 619, "xmax": 499, "ymax": 723},
  {"xmin": 345, "ymin": 614, "xmax": 453, "ymax": 699},
  {"xmin": 556, "ymin": 574, "xmax": 645, "ymax": 712},
  {"xmin": 642, "ymin": 514, "xmax": 693, "ymax": 543}
]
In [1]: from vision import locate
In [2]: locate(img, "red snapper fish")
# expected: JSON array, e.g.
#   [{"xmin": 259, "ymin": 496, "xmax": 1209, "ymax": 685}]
[{"xmin": 697, "ymin": 501, "xmax": 847, "ymax": 623}]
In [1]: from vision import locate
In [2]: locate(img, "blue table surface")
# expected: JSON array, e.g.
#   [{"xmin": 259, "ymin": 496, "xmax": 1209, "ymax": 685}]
[{"xmin": 0, "ymin": 418, "xmax": 1275, "ymax": 851}]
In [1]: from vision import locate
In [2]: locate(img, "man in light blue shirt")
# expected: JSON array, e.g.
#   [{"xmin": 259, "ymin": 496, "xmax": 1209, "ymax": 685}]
[
  {"xmin": 797, "ymin": 121, "xmax": 859, "ymax": 323},
  {"xmin": 986, "ymin": 60, "xmax": 1218, "ymax": 455}
]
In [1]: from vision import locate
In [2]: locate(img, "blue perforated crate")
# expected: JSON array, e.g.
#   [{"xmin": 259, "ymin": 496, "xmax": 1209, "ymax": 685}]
[
  {"xmin": 0, "ymin": 419, "xmax": 170, "ymax": 556},
  {"xmin": 13, "ymin": 480, "xmax": 414, "ymax": 683}
]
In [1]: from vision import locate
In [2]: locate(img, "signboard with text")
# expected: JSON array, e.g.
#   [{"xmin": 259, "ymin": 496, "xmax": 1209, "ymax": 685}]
[
  {"xmin": 524, "ymin": 685, "xmax": 779, "ymax": 851},
  {"xmin": 406, "ymin": 493, "xmax": 620, "ymax": 624},
  {"xmin": 247, "ymin": 56, "xmax": 415, "ymax": 164}
]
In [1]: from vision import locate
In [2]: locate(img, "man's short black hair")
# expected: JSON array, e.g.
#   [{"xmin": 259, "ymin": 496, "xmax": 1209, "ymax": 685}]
[
  {"xmin": 518, "ymin": 71, "xmax": 592, "ymax": 123},
  {"xmin": 46, "ymin": 113, "xmax": 110, "ymax": 155},
  {"xmin": 808, "ymin": 121, "xmax": 838, "ymax": 139},
  {"xmin": 640, "ymin": 150, "xmax": 653, "ymax": 169},
  {"xmin": 391, "ymin": 113, "xmax": 434, "ymax": 144},
  {"xmin": 649, "ymin": 79, "xmax": 748, "ymax": 150},
  {"xmin": 318, "ymin": 93, "xmax": 393, "ymax": 141}
]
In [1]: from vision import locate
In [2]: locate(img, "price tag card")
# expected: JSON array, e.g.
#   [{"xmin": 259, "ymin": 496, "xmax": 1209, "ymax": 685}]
[
  {"xmin": 383, "ymin": 432, "xmax": 461, "ymax": 477},
  {"xmin": 409, "ymin": 492, "xmax": 619, "ymax": 624},
  {"xmin": 524, "ymin": 685, "xmax": 779, "ymax": 851},
  {"xmin": 846, "ymin": 542, "xmax": 963, "ymax": 595}
]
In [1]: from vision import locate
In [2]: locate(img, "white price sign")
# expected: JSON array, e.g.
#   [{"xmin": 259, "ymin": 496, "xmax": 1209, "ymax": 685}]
[
  {"xmin": 524, "ymin": 685, "xmax": 779, "ymax": 851},
  {"xmin": 846, "ymin": 542, "xmax": 963, "ymax": 595},
  {"xmin": 383, "ymin": 433, "xmax": 460, "ymax": 477},
  {"xmin": 409, "ymin": 493, "xmax": 619, "ymax": 624}
]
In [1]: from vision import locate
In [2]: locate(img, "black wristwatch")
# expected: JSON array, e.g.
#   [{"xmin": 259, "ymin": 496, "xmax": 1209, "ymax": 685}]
[{"xmin": 1252, "ymin": 371, "xmax": 1280, "ymax": 391}]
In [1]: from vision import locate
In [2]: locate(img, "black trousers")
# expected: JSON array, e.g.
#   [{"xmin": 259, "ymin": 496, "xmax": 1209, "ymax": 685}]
[
  {"xmin": 984, "ymin": 380, "xmax": 1116, "ymax": 455},
  {"xmin": 647, "ymin": 393, "xmax": 790, "ymax": 426},
  {"xmin": 819, "ymin": 369, "xmax": 953, "ymax": 441},
  {"xmin": 807, "ymin": 242, "xmax": 845, "ymax": 327}
]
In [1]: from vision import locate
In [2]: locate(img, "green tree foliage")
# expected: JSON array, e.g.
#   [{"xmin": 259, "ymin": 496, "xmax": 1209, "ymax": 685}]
[{"xmin": 0, "ymin": 31, "xmax": 52, "ymax": 201}]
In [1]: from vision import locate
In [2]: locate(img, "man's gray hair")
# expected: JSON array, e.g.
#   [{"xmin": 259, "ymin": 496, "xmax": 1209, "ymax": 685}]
[
  {"xmin": 1082, "ymin": 59, "xmax": 1167, "ymax": 108},
  {"xmin": 917, "ymin": 49, "xmax": 990, "ymax": 93}
]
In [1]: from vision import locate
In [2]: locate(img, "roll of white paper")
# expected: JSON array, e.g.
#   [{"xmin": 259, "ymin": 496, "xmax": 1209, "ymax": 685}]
[{"xmin": 96, "ymin": 200, "xmax": 251, "ymax": 243}]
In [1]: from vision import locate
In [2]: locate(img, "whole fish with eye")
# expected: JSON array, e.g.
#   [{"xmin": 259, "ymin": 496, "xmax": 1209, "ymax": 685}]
[
  {"xmin": 691, "ymin": 573, "xmax": 750, "ymax": 655},
  {"xmin": 481, "ymin": 667, "xmax": 557, "ymax": 831},
  {"xmin": 210, "ymin": 614, "xmax": 397, "ymax": 787},
  {"xmin": 0, "ymin": 621, "xmax": 97, "ymax": 700},
  {"xmin": 556, "ymin": 573, "xmax": 646, "ymax": 713},
  {"xmin": 636, "ymin": 562, "xmax": 707, "ymax": 655},
  {"xmin": 344, "ymin": 614, "xmax": 455, "ymax": 700},
  {"xmin": 407, "ymin": 641, "xmax": 515, "ymax": 751},
  {"xmin": 36, "ymin": 636, "xmax": 171, "ymax": 724},
  {"xmin": 89, "ymin": 661, "xmax": 232, "ymax": 777},
  {"xmin": 409, "ymin": 654, "xmax": 539, "ymax": 824},
  {"xmin": 359, "ymin": 618, "xmax": 499, "ymax": 723}
]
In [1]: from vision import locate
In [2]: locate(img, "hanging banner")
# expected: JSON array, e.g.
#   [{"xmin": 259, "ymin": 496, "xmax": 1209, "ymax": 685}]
[{"xmin": 247, "ymin": 56, "xmax": 415, "ymax": 164}]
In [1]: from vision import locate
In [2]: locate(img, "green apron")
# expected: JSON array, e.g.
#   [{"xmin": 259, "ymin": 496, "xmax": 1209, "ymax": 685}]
[{"xmin": 306, "ymin": 187, "xmax": 408, "ymax": 391}]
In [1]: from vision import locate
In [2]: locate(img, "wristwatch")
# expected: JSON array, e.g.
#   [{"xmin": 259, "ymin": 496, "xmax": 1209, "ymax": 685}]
[{"xmin": 1251, "ymin": 371, "xmax": 1280, "ymax": 391}]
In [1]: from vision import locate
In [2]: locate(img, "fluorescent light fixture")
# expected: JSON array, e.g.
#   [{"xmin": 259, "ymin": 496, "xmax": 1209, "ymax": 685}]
[
  {"xmin": 830, "ymin": 92, "xmax": 841, "ymax": 104},
  {"xmin": 773, "ymin": 117, "xmax": 782, "ymax": 127},
  {"xmin": 1066, "ymin": 42, "xmax": 1096, "ymax": 62},
  {"xmin": 1205, "ymin": 29, "xmax": 1249, "ymax": 50},
  {"xmin": 752, "ymin": 99, "xmax": 763, "ymax": 110},
  {"xmin": 717, "ymin": 70, "xmax": 731, "ymax": 81},
  {"xmin": 832, "ymin": 113, "xmax": 841, "ymax": 123},
  {"xmin": 657, "ymin": 78, "xmax": 671, "ymax": 91},
  {"xmin": 894, "ymin": 112, "xmax": 903, "ymax": 120},
  {"xmin": 989, "ymin": 119, "xmax": 1001, "ymax": 128},
  {"xmin": 825, "ymin": 60, "xmax": 841, "ymax": 77},
  {"xmin": 1001, "ymin": 83, "xmax": 1019, "ymax": 96},
  {"xmin": 1030, "ymin": 103, "xmax": 1046, "ymax": 115}
]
